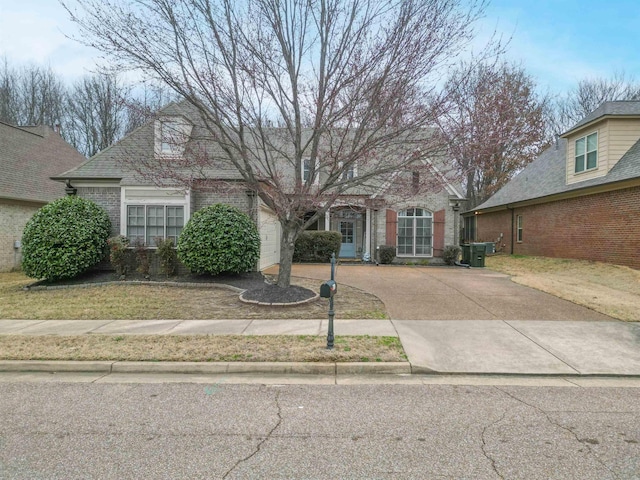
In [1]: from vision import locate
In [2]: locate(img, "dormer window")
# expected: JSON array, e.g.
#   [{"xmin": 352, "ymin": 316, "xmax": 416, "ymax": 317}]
[
  {"xmin": 156, "ymin": 117, "xmax": 192, "ymax": 156},
  {"xmin": 161, "ymin": 120, "xmax": 182, "ymax": 154},
  {"xmin": 339, "ymin": 161, "xmax": 356, "ymax": 181},
  {"xmin": 575, "ymin": 132, "xmax": 597, "ymax": 173},
  {"xmin": 302, "ymin": 157, "xmax": 319, "ymax": 184}
]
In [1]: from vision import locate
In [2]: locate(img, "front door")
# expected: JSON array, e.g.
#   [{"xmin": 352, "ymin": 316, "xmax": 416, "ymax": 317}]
[{"xmin": 339, "ymin": 220, "xmax": 356, "ymax": 257}]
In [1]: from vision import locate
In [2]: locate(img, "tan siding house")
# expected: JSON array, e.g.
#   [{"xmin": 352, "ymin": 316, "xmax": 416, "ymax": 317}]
[
  {"xmin": 0, "ymin": 122, "xmax": 86, "ymax": 271},
  {"xmin": 468, "ymin": 101, "xmax": 640, "ymax": 269}
]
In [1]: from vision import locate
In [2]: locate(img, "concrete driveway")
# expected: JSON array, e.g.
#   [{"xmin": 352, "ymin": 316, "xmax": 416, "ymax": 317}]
[
  {"xmin": 270, "ymin": 264, "xmax": 612, "ymax": 321},
  {"xmin": 266, "ymin": 264, "xmax": 640, "ymax": 375}
]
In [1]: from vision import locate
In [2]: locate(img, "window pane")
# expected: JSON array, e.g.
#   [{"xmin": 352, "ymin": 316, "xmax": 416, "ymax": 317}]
[
  {"xmin": 586, "ymin": 133, "xmax": 597, "ymax": 152},
  {"xmin": 575, "ymin": 155, "xmax": 585, "ymax": 173},
  {"xmin": 397, "ymin": 218, "xmax": 413, "ymax": 255},
  {"xmin": 127, "ymin": 206, "xmax": 145, "ymax": 243},
  {"xmin": 146, "ymin": 206, "xmax": 165, "ymax": 246},
  {"xmin": 166, "ymin": 206, "xmax": 184, "ymax": 243},
  {"xmin": 575, "ymin": 137, "xmax": 585, "ymax": 156},
  {"xmin": 587, "ymin": 151, "xmax": 597, "ymax": 169}
]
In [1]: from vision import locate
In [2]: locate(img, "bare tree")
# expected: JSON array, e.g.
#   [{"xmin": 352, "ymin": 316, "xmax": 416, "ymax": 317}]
[
  {"xmin": 553, "ymin": 72, "xmax": 640, "ymax": 134},
  {"xmin": 63, "ymin": 0, "xmax": 498, "ymax": 287},
  {"xmin": 123, "ymin": 81, "xmax": 177, "ymax": 134},
  {"xmin": 65, "ymin": 74, "xmax": 132, "ymax": 156},
  {"xmin": 437, "ymin": 61, "xmax": 548, "ymax": 208},
  {"xmin": 0, "ymin": 58, "xmax": 21, "ymax": 124},
  {"xmin": 0, "ymin": 61, "xmax": 66, "ymax": 127}
]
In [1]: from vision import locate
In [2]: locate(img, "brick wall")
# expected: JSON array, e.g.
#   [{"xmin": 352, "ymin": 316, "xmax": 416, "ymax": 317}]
[
  {"xmin": 77, "ymin": 187, "xmax": 122, "ymax": 236},
  {"xmin": 193, "ymin": 189, "xmax": 256, "ymax": 221},
  {"xmin": 475, "ymin": 209, "xmax": 512, "ymax": 253},
  {"xmin": 0, "ymin": 201, "xmax": 40, "ymax": 271},
  {"xmin": 477, "ymin": 186, "xmax": 640, "ymax": 269}
]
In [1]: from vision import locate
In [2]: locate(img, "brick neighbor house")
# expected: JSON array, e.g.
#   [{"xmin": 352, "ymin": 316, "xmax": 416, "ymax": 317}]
[
  {"xmin": 466, "ymin": 101, "xmax": 640, "ymax": 269},
  {"xmin": 53, "ymin": 101, "xmax": 464, "ymax": 271},
  {"xmin": 0, "ymin": 122, "xmax": 86, "ymax": 271}
]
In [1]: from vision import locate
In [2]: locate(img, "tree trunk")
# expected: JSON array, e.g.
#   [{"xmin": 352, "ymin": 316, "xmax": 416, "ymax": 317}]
[{"xmin": 276, "ymin": 225, "xmax": 298, "ymax": 288}]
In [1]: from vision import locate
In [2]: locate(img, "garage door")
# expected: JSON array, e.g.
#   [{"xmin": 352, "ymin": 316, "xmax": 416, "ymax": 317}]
[{"xmin": 259, "ymin": 206, "xmax": 280, "ymax": 270}]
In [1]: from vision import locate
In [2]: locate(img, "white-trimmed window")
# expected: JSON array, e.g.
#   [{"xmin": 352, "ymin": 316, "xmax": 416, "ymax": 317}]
[
  {"xmin": 127, "ymin": 205, "xmax": 184, "ymax": 246},
  {"xmin": 121, "ymin": 187, "xmax": 190, "ymax": 247},
  {"xmin": 156, "ymin": 117, "xmax": 192, "ymax": 156},
  {"xmin": 339, "ymin": 161, "xmax": 356, "ymax": 181},
  {"xmin": 397, "ymin": 208, "xmax": 433, "ymax": 256},
  {"xmin": 575, "ymin": 132, "xmax": 597, "ymax": 173},
  {"xmin": 516, "ymin": 215, "xmax": 523, "ymax": 243},
  {"xmin": 302, "ymin": 157, "xmax": 320, "ymax": 184}
]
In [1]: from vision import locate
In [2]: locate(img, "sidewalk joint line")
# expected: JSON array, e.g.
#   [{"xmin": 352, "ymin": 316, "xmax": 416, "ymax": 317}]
[
  {"xmin": 86, "ymin": 320, "xmax": 116, "ymax": 334},
  {"xmin": 503, "ymin": 321, "xmax": 581, "ymax": 375},
  {"xmin": 241, "ymin": 320, "xmax": 252, "ymax": 334}
]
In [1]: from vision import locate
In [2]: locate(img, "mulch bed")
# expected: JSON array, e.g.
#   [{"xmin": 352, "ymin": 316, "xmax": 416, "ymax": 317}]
[
  {"xmin": 33, "ymin": 269, "xmax": 316, "ymax": 305},
  {"xmin": 240, "ymin": 284, "xmax": 317, "ymax": 304}
]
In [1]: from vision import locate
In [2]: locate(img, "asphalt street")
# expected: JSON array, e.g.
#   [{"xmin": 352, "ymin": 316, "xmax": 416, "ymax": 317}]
[{"xmin": 1, "ymin": 378, "xmax": 639, "ymax": 479}]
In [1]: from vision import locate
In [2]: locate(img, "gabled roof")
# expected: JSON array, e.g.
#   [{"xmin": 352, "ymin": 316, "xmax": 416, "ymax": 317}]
[
  {"xmin": 55, "ymin": 102, "xmax": 243, "ymax": 185},
  {"xmin": 473, "ymin": 136, "xmax": 640, "ymax": 212},
  {"xmin": 563, "ymin": 100, "xmax": 640, "ymax": 135},
  {"xmin": 473, "ymin": 101, "xmax": 640, "ymax": 213},
  {"xmin": 0, "ymin": 122, "xmax": 86, "ymax": 203}
]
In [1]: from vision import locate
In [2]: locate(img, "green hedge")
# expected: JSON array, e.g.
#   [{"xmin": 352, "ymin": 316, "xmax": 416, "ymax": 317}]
[
  {"xmin": 177, "ymin": 204, "xmax": 260, "ymax": 275},
  {"xmin": 293, "ymin": 231, "xmax": 341, "ymax": 262},
  {"xmin": 443, "ymin": 245, "xmax": 461, "ymax": 265},
  {"xmin": 378, "ymin": 245, "xmax": 396, "ymax": 264},
  {"xmin": 22, "ymin": 196, "xmax": 111, "ymax": 280}
]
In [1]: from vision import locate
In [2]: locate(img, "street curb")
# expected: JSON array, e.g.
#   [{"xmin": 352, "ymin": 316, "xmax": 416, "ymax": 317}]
[{"xmin": 0, "ymin": 360, "xmax": 411, "ymax": 375}]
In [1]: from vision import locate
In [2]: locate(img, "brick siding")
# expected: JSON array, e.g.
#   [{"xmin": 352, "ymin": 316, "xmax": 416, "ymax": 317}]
[
  {"xmin": 477, "ymin": 186, "xmax": 640, "ymax": 269},
  {"xmin": 77, "ymin": 187, "xmax": 122, "ymax": 237},
  {"xmin": 0, "ymin": 202, "xmax": 40, "ymax": 271}
]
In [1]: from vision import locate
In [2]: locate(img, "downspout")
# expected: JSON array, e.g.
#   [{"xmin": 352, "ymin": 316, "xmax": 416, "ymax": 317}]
[{"xmin": 508, "ymin": 205, "xmax": 514, "ymax": 255}]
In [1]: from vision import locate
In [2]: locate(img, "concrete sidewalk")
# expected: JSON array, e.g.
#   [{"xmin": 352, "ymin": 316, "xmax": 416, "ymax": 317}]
[{"xmin": 2, "ymin": 318, "xmax": 640, "ymax": 376}]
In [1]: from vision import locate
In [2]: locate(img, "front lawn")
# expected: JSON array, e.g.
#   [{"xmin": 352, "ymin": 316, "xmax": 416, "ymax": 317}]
[
  {"xmin": 486, "ymin": 255, "xmax": 640, "ymax": 321},
  {"xmin": 0, "ymin": 272, "xmax": 387, "ymax": 320},
  {"xmin": 0, "ymin": 334, "xmax": 406, "ymax": 362}
]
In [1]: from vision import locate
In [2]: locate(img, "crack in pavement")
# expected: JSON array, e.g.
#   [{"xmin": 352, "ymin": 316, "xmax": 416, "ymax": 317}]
[
  {"xmin": 480, "ymin": 408, "xmax": 508, "ymax": 479},
  {"xmin": 495, "ymin": 387, "xmax": 620, "ymax": 480},
  {"xmin": 222, "ymin": 388, "xmax": 282, "ymax": 479}
]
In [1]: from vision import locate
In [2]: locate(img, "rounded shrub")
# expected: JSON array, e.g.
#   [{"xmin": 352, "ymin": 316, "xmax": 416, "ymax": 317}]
[
  {"xmin": 177, "ymin": 204, "xmax": 260, "ymax": 275},
  {"xmin": 22, "ymin": 196, "xmax": 111, "ymax": 280}
]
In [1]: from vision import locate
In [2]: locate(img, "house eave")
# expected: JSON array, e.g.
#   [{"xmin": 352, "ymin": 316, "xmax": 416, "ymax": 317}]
[
  {"xmin": 560, "ymin": 114, "xmax": 640, "ymax": 138},
  {"xmin": 473, "ymin": 177, "xmax": 640, "ymax": 214}
]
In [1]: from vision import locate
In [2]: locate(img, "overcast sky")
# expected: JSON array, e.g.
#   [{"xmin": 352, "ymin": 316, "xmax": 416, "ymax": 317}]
[{"xmin": 1, "ymin": 0, "xmax": 639, "ymax": 95}]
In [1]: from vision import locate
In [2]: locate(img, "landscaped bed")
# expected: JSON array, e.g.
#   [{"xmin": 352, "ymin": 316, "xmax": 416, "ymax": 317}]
[
  {"xmin": 0, "ymin": 334, "xmax": 406, "ymax": 363},
  {"xmin": 0, "ymin": 272, "xmax": 387, "ymax": 320}
]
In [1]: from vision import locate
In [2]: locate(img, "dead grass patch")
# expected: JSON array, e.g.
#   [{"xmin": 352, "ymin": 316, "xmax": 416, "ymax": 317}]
[
  {"xmin": 486, "ymin": 255, "xmax": 640, "ymax": 321},
  {"xmin": 0, "ymin": 272, "xmax": 387, "ymax": 320},
  {"xmin": 0, "ymin": 334, "xmax": 405, "ymax": 362}
]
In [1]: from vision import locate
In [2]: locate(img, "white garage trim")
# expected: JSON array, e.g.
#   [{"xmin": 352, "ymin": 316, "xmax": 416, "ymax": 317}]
[{"xmin": 258, "ymin": 205, "xmax": 280, "ymax": 270}]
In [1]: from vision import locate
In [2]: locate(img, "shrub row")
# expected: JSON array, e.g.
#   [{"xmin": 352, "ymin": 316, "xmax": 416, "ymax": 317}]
[{"xmin": 293, "ymin": 231, "xmax": 341, "ymax": 262}]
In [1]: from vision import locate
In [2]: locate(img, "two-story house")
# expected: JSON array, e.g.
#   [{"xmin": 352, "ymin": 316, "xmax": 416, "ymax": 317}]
[
  {"xmin": 467, "ymin": 101, "xmax": 640, "ymax": 269},
  {"xmin": 53, "ymin": 101, "xmax": 464, "ymax": 270},
  {"xmin": 0, "ymin": 122, "xmax": 86, "ymax": 271}
]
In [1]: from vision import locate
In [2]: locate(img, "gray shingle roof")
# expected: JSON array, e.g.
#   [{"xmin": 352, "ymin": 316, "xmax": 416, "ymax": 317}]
[
  {"xmin": 565, "ymin": 101, "xmax": 640, "ymax": 134},
  {"xmin": 474, "ymin": 135, "xmax": 640, "ymax": 211},
  {"xmin": 0, "ymin": 122, "xmax": 86, "ymax": 203},
  {"xmin": 55, "ymin": 101, "xmax": 243, "ymax": 185},
  {"xmin": 474, "ymin": 101, "xmax": 640, "ymax": 212}
]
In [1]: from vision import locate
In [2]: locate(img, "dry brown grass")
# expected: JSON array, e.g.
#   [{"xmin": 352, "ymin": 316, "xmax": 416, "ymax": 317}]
[
  {"xmin": 0, "ymin": 272, "xmax": 387, "ymax": 320},
  {"xmin": 486, "ymin": 255, "xmax": 640, "ymax": 321},
  {"xmin": 0, "ymin": 334, "xmax": 406, "ymax": 362}
]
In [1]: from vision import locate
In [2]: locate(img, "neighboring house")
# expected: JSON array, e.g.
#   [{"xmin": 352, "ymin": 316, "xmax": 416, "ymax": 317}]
[
  {"xmin": 467, "ymin": 101, "xmax": 640, "ymax": 269},
  {"xmin": 54, "ymin": 102, "xmax": 464, "ymax": 271},
  {"xmin": 0, "ymin": 122, "xmax": 86, "ymax": 271}
]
